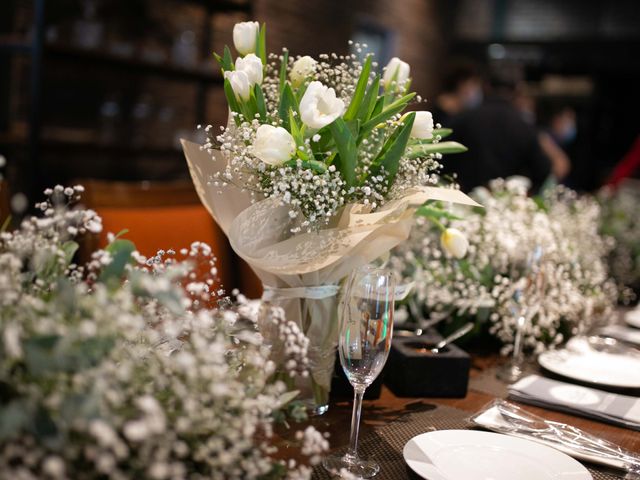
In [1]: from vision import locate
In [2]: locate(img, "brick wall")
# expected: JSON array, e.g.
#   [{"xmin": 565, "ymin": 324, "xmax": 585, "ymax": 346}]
[{"xmin": 253, "ymin": 0, "xmax": 445, "ymax": 100}]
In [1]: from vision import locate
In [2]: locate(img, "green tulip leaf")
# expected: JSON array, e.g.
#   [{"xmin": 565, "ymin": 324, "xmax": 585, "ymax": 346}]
[
  {"xmin": 329, "ymin": 118, "xmax": 357, "ymax": 187},
  {"xmin": 357, "ymin": 74, "xmax": 380, "ymax": 123},
  {"xmin": 370, "ymin": 112, "xmax": 415, "ymax": 185},
  {"xmin": 344, "ymin": 55, "xmax": 372, "ymax": 121},
  {"xmin": 279, "ymin": 49, "xmax": 289, "ymax": 94},
  {"xmin": 359, "ymin": 92, "xmax": 416, "ymax": 140},
  {"xmin": 278, "ymin": 83, "xmax": 297, "ymax": 131},
  {"xmin": 254, "ymin": 84, "xmax": 267, "ymax": 121},
  {"xmin": 406, "ymin": 141, "xmax": 468, "ymax": 159}
]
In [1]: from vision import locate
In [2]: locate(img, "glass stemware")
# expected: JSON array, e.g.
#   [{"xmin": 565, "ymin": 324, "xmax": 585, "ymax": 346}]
[
  {"xmin": 497, "ymin": 246, "xmax": 545, "ymax": 383},
  {"xmin": 322, "ymin": 266, "xmax": 396, "ymax": 478}
]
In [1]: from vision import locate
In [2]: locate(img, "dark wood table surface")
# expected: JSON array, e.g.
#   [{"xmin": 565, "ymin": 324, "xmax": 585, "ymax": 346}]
[{"xmin": 299, "ymin": 353, "xmax": 639, "ymax": 477}]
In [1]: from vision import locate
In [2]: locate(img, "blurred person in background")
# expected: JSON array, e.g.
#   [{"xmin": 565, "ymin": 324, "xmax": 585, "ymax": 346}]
[
  {"xmin": 537, "ymin": 104, "xmax": 576, "ymax": 183},
  {"xmin": 443, "ymin": 65, "xmax": 552, "ymax": 192},
  {"xmin": 431, "ymin": 61, "xmax": 483, "ymax": 127}
]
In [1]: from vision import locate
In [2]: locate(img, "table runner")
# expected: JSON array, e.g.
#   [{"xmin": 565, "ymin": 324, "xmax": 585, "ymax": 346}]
[{"xmin": 312, "ymin": 402, "xmax": 623, "ymax": 479}]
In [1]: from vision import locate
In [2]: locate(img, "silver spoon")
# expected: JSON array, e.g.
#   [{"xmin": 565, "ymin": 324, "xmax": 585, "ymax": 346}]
[{"xmin": 430, "ymin": 322, "xmax": 473, "ymax": 353}]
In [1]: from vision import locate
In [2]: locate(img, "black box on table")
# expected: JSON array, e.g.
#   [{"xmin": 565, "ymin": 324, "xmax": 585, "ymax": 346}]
[{"xmin": 384, "ymin": 333, "xmax": 470, "ymax": 398}]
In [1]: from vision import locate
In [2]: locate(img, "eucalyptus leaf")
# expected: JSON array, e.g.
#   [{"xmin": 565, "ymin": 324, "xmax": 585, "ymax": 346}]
[
  {"xmin": 24, "ymin": 335, "xmax": 115, "ymax": 375},
  {"xmin": 100, "ymin": 238, "xmax": 136, "ymax": 287},
  {"xmin": 0, "ymin": 401, "xmax": 31, "ymax": 440},
  {"xmin": 61, "ymin": 240, "xmax": 79, "ymax": 267}
]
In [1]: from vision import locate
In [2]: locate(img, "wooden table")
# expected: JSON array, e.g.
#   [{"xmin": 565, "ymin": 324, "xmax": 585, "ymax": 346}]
[{"xmin": 304, "ymin": 354, "xmax": 639, "ymax": 478}]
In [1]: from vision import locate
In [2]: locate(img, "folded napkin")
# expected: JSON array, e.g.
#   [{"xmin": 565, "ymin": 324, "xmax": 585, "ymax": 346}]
[
  {"xmin": 472, "ymin": 402, "xmax": 630, "ymax": 470},
  {"xmin": 625, "ymin": 308, "xmax": 640, "ymax": 329},
  {"xmin": 508, "ymin": 375, "xmax": 640, "ymax": 431},
  {"xmin": 600, "ymin": 324, "xmax": 640, "ymax": 346}
]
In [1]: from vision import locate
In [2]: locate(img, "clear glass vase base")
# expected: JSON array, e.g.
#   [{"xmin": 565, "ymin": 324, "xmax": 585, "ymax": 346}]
[{"xmin": 322, "ymin": 453, "xmax": 380, "ymax": 478}]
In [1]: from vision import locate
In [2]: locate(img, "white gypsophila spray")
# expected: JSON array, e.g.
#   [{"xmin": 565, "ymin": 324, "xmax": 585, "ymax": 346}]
[
  {"xmin": 390, "ymin": 178, "xmax": 618, "ymax": 354},
  {"xmin": 0, "ymin": 187, "xmax": 327, "ymax": 480},
  {"xmin": 598, "ymin": 183, "xmax": 640, "ymax": 301}
]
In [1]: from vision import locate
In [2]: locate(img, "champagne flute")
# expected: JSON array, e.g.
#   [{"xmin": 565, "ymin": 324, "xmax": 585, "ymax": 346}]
[
  {"xmin": 322, "ymin": 266, "xmax": 396, "ymax": 478},
  {"xmin": 497, "ymin": 245, "xmax": 545, "ymax": 382}
]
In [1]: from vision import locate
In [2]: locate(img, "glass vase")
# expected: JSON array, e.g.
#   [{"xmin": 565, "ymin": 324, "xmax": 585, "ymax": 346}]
[{"xmin": 259, "ymin": 287, "xmax": 340, "ymax": 416}]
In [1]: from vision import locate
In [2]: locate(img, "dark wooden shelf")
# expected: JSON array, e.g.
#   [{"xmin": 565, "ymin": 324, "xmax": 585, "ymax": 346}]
[
  {"xmin": 186, "ymin": 0, "xmax": 252, "ymax": 13},
  {"xmin": 42, "ymin": 138, "xmax": 184, "ymax": 156},
  {"xmin": 0, "ymin": 35, "xmax": 31, "ymax": 54},
  {"xmin": 45, "ymin": 44, "xmax": 224, "ymax": 84},
  {"xmin": 0, "ymin": 131, "xmax": 184, "ymax": 157}
]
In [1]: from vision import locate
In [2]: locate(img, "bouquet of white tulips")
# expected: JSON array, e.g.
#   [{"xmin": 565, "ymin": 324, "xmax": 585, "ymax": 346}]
[
  {"xmin": 204, "ymin": 21, "xmax": 472, "ymax": 231},
  {"xmin": 182, "ymin": 21, "xmax": 479, "ymax": 413}
]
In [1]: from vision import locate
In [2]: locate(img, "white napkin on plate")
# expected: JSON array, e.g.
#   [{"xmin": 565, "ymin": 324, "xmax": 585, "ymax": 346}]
[
  {"xmin": 600, "ymin": 324, "xmax": 640, "ymax": 346},
  {"xmin": 508, "ymin": 375, "xmax": 640, "ymax": 431}
]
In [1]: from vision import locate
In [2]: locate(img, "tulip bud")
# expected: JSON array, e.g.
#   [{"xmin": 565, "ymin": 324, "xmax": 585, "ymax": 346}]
[
  {"xmin": 224, "ymin": 70, "xmax": 251, "ymax": 101},
  {"xmin": 440, "ymin": 228, "xmax": 469, "ymax": 259},
  {"xmin": 299, "ymin": 81, "xmax": 345, "ymax": 129},
  {"xmin": 289, "ymin": 55, "xmax": 317, "ymax": 88},
  {"xmin": 382, "ymin": 57, "xmax": 410, "ymax": 90},
  {"xmin": 253, "ymin": 124, "xmax": 296, "ymax": 165},
  {"xmin": 235, "ymin": 53, "xmax": 263, "ymax": 86},
  {"xmin": 233, "ymin": 21, "xmax": 259, "ymax": 56},
  {"xmin": 410, "ymin": 111, "xmax": 434, "ymax": 139}
]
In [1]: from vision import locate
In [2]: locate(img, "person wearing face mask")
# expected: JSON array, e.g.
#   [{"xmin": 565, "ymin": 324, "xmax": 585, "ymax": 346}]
[
  {"xmin": 537, "ymin": 105, "xmax": 576, "ymax": 182},
  {"xmin": 442, "ymin": 65, "xmax": 552, "ymax": 193},
  {"xmin": 431, "ymin": 61, "xmax": 483, "ymax": 127}
]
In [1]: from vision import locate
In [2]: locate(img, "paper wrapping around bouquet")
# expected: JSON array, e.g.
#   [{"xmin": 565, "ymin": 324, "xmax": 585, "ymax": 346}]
[{"xmin": 182, "ymin": 139, "xmax": 480, "ymax": 391}]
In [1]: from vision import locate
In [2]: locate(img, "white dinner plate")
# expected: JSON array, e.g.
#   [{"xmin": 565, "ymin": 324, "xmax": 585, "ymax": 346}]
[
  {"xmin": 625, "ymin": 309, "xmax": 640, "ymax": 329},
  {"xmin": 538, "ymin": 337, "xmax": 640, "ymax": 389},
  {"xmin": 403, "ymin": 430, "xmax": 591, "ymax": 480}
]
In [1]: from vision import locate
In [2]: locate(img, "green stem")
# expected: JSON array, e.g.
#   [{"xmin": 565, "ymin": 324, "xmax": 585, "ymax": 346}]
[{"xmin": 428, "ymin": 216, "xmax": 446, "ymax": 232}]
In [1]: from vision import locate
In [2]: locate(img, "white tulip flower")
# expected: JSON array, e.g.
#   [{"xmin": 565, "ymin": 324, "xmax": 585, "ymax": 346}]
[
  {"xmin": 224, "ymin": 70, "xmax": 251, "ymax": 101},
  {"xmin": 440, "ymin": 228, "xmax": 469, "ymax": 259},
  {"xmin": 233, "ymin": 21, "xmax": 259, "ymax": 56},
  {"xmin": 235, "ymin": 53, "xmax": 263, "ymax": 86},
  {"xmin": 253, "ymin": 124, "xmax": 296, "ymax": 165},
  {"xmin": 383, "ymin": 57, "xmax": 410, "ymax": 89},
  {"xmin": 299, "ymin": 81, "xmax": 345, "ymax": 129},
  {"xmin": 410, "ymin": 111, "xmax": 434, "ymax": 139},
  {"xmin": 290, "ymin": 55, "xmax": 317, "ymax": 88}
]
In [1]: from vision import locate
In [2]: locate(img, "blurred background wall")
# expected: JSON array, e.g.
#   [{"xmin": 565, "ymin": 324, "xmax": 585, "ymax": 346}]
[
  {"xmin": 0, "ymin": 0, "xmax": 640, "ymax": 292},
  {"xmin": 1, "ymin": 0, "xmax": 639, "ymax": 205}
]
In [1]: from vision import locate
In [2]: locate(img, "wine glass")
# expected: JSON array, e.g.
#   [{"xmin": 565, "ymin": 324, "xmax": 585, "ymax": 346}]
[
  {"xmin": 322, "ymin": 266, "xmax": 396, "ymax": 478},
  {"xmin": 497, "ymin": 246, "xmax": 545, "ymax": 382}
]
